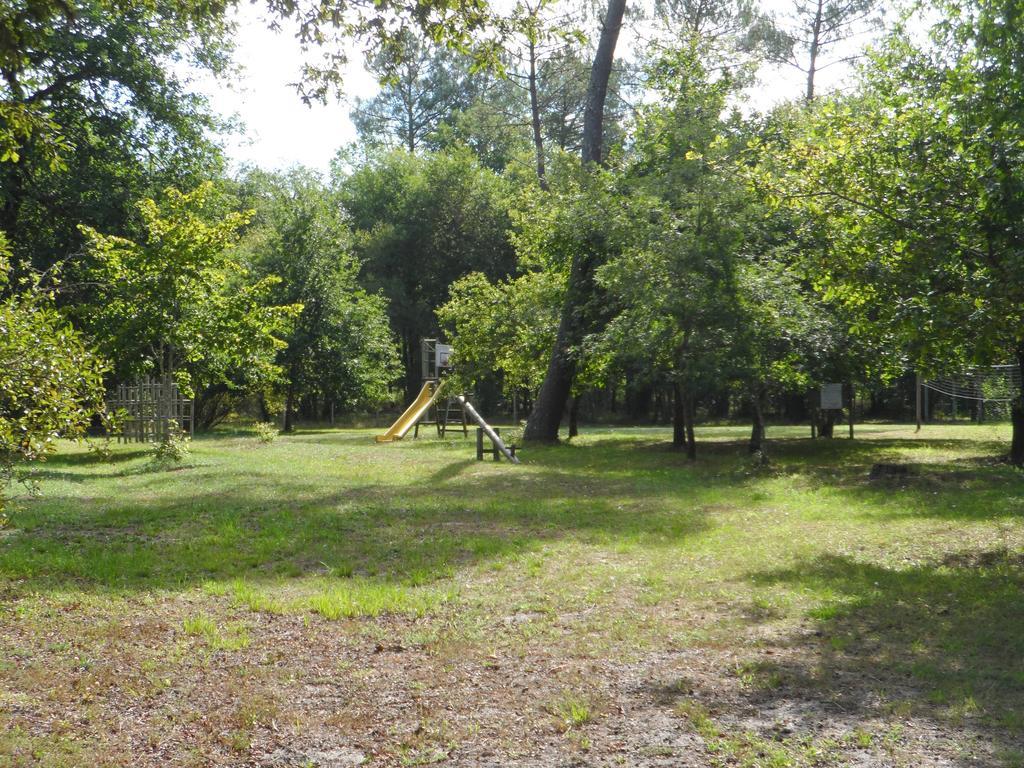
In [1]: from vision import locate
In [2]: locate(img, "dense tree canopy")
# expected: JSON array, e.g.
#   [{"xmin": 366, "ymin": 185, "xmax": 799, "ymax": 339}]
[
  {"xmin": 4, "ymin": 0, "xmax": 1024, "ymax": 488},
  {"xmin": 238, "ymin": 169, "xmax": 399, "ymax": 429},
  {"xmin": 771, "ymin": 0, "xmax": 1024, "ymax": 461},
  {"xmin": 0, "ymin": 0, "xmax": 232, "ymax": 274},
  {"xmin": 336, "ymin": 147, "xmax": 515, "ymax": 398},
  {"xmin": 75, "ymin": 184, "xmax": 300, "ymax": 426}
]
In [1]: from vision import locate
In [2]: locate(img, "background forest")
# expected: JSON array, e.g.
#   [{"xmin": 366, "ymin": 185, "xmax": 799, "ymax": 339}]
[{"xmin": 4, "ymin": 0, "xmax": 1024, "ymax": 503}]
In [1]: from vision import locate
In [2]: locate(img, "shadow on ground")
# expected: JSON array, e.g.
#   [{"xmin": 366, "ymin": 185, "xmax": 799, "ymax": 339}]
[
  {"xmin": 3, "ymin": 431, "xmax": 1021, "ymax": 601},
  {"xmin": 689, "ymin": 550, "xmax": 1024, "ymax": 766}
]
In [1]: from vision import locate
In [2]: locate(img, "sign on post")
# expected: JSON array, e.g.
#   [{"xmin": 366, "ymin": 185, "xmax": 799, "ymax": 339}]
[
  {"xmin": 436, "ymin": 343, "xmax": 453, "ymax": 369},
  {"xmin": 820, "ymin": 383, "xmax": 844, "ymax": 410}
]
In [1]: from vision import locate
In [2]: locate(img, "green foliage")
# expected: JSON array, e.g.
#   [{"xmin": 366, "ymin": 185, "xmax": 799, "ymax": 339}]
[
  {"xmin": 768, "ymin": 0, "xmax": 1024, "ymax": 456},
  {"xmin": 430, "ymin": 80, "xmax": 534, "ymax": 173},
  {"xmin": 239, "ymin": 168, "xmax": 399, "ymax": 420},
  {"xmin": 549, "ymin": 690, "xmax": 594, "ymax": 731},
  {"xmin": 253, "ymin": 422, "xmax": 278, "ymax": 444},
  {"xmin": 266, "ymin": 0, "xmax": 498, "ymax": 106},
  {"xmin": 506, "ymin": 159, "xmax": 626, "ymax": 395},
  {"xmin": 0, "ymin": 234, "xmax": 106, "ymax": 518},
  {"xmin": 438, "ymin": 269, "xmax": 561, "ymax": 398},
  {"xmin": 0, "ymin": 0, "xmax": 231, "ymax": 273},
  {"xmin": 337, "ymin": 147, "xmax": 515, "ymax": 395},
  {"xmin": 0, "ymin": 101, "xmax": 69, "ymax": 168},
  {"xmin": 593, "ymin": 45, "xmax": 754, "ymax": 407},
  {"xmin": 76, "ymin": 183, "xmax": 300, "ymax": 409},
  {"xmin": 148, "ymin": 425, "xmax": 191, "ymax": 467},
  {"xmin": 352, "ymin": 31, "xmax": 483, "ymax": 153},
  {"xmin": 772, "ymin": 4, "xmax": 1024, "ymax": 369}
]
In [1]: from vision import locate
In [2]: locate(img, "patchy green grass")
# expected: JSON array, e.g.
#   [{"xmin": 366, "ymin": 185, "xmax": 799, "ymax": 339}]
[
  {"xmin": 1, "ymin": 422, "xmax": 1022, "ymax": 766},
  {"xmin": 548, "ymin": 690, "xmax": 595, "ymax": 731}
]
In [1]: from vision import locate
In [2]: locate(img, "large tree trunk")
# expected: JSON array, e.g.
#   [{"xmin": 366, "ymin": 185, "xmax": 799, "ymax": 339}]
[
  {"xmin": 749, "ymin": 386, "xmax": 767, "ymax": 453},
  {"xmin": 1011, "ymin": 344, "xmax": 1024, "ymax": 465},
  {"xmin": 523, "ymin": 0, "xmax": 627, "ymax": 443},
  {"xmin": 580, "ymin": 0, "xmax": 626, "ymax": 165},
  {"xmin": 672, "ymin": 383, "xmax": 686, "ymax": 448}
]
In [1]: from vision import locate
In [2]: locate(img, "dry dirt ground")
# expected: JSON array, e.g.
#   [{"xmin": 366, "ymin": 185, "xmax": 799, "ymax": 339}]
[{"xmin": 2, "ymin": 577, "xmax": 1015, "ymax": 767}]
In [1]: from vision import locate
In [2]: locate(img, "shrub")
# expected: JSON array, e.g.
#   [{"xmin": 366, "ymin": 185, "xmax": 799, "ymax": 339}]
[
  {"xmin": 253, "ymin": 421, "xmax": 278, "ymax": 444},
  {"xmin": 149, "ymin": 424, "xmax": 191, "ymax": 466},
  {"xmin": 0, "ymin": 240, "xmax": 107, "ymax": 521}
]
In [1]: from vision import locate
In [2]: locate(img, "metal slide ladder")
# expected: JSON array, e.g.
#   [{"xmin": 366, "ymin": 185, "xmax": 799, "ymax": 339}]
[{"xmin": 439, "ymin": 397, "xmax": 468, "ymax": 438}]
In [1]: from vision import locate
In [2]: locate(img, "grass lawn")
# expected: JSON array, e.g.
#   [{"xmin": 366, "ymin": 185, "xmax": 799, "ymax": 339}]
[{"xmin": 1, "ymin": 423, "xmax": 1023, "ymax": 767}]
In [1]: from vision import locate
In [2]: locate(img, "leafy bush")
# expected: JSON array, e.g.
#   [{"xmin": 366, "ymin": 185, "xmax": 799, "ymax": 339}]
[
  {"xmin": 0, "ymin": 238, "xmax": 107, "ymax": 521},
  {"xmin": 149, "ymin": 425, "xmax": 191, "ymax": 467},
  {"xmin": 253, "ymin": 422, "xmax": 278, "ymax": 444},
  {"xmin": 502, "ymin": 427, "xmax": 524, "ymax": 447}
]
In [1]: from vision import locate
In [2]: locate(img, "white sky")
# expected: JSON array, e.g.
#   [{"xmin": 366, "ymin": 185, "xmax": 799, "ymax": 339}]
[
  {"xmin": 186, "ymin": 5, "xmax": 379, "ymax": 174},
  {"xmin": 192, "ymin": 1, "xmax": 879, "ymax": 174}
]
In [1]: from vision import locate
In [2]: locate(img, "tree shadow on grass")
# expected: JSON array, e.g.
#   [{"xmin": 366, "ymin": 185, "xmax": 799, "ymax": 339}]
[
  {"xmin": 4, "ymin": 431, "xmax": 1021, "ymax": 605},
  {"xmin": 0, "ymin": 454, "xmax": 719, "ymax": 594},
  {"xmin": 759, "ymin": 436, "xmax": 1024, "ymax": 522},
  {"xmin": 730, "ymin": 551, "xmax": 1024, "ymax": 766}
]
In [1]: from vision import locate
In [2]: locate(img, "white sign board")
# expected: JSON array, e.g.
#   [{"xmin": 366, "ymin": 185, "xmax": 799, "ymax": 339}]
[
  {"xmin": 436, "ymin": 343, "xmax": 453, "ymax": 368},
  {"xmin": 820, "ymin": 383, "xmax": 844, "ymax": 410}
]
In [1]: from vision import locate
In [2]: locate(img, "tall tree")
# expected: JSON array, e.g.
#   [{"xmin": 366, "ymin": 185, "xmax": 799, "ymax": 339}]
[
  {"xmin": 75, "ymin": 184, "xmax": 299, "ymax": 428},
  {"xmin": 773, "ymin": 0, "xmax": 1024, "ymax": 461},
  {"xmin": 779, "ymin": 0, "xmax": 882, "ymax": 102},
  {"xmin": 0, "ymin": 233, "xmax": 106, "ymax": 520},
  {"xmin": 351, "ymin": 31, "xmax": 481, "ymax": 152},
  {"xmin": 492, "ymin": 0, "xmax": 590, "ymax": 186},
  {"xmin": 0, "ymin": 0, "xmax": 230, "ymax": 273},
  {"xmin": 595, "ymin": 42, "xmax": 752, "ymax": 458},
  {"xmin": 336, "ymin": 148, "xmax": 515, "ymax": 400},
  {"xmin": 523, "ymin": 0, "xmax": 627, "ymax": 443},
  {"xmin": 239, "ymin": 169, "xmax": 399, "ymax": 430}
]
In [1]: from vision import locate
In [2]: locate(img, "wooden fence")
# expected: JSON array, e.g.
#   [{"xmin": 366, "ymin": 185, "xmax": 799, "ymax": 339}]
[{"xmin": 107, "ymin": 375, "xmax": 194, "ymax": 443}]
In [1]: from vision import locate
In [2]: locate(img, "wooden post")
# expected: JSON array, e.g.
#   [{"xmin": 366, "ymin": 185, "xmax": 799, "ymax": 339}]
[{"xmin": 476, "ymin": 428, "xmax": 503, "ymax": 461}]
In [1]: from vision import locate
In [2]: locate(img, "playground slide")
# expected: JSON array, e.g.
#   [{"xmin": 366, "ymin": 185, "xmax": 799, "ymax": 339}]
[{"xmin": 375, "ymin": 380, "xmax": 446, "ymax": 443}]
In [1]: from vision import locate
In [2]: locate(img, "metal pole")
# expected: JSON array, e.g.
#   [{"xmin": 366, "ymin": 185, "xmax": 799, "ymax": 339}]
[
  {"xmin": 915, "ymin": 373, "xmax": 922, "ymax": 432},
  {"xmin": 458, "ymin": 396, "xmax": 519, "ymax": 464},
  {"xmin": 848, "ymin": 382, "xmax": 854, "ymax": 439}
]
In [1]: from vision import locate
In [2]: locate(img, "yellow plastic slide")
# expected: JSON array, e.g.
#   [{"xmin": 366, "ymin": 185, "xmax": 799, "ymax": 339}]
[{"xmin": 375, "ymin": 380, "xmax": 446, "ymax": 443}]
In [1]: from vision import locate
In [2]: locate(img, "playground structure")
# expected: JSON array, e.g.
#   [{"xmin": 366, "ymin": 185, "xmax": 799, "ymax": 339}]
[{"xmin": 375, "ymin": 339, "xmax": 519, "ymax": 463}]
